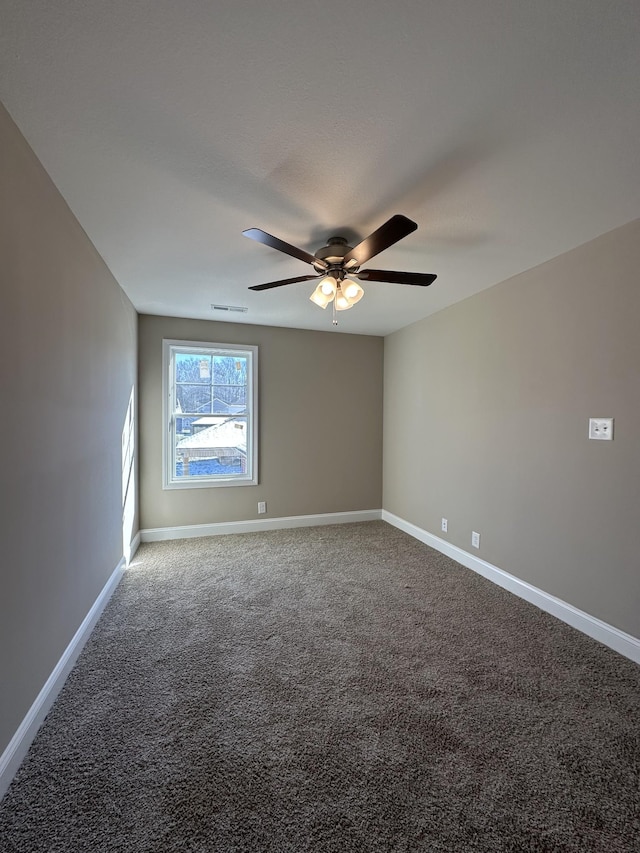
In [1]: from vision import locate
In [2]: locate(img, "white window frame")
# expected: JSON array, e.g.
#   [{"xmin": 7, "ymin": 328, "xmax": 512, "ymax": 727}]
[{"xmin": 162, "ymin": 339, "xmax": 258, "ymax": 489}]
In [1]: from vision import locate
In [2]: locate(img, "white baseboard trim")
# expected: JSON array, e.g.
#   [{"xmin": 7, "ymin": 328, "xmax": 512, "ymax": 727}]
[
  {"xmin": 128, "ymin": 531, "xmax": 141, "ymax": 564},
  {"xmin": 0, "ymin": 558, "xmax": 126, "ymax": 801},
  {"xmin": 382, "ymin": 510, "xmax": 640, "ymax": 665},
  {"xmin": 140, "ymin": 509, "xmax": 383, "ymax": 543}
]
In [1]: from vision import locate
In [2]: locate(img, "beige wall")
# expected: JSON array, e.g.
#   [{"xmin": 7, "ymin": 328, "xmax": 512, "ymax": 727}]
[
  {"xmin": 139, "ymin": 315, "xmax": 383, "ymax": 529},
  {"xmin": 0, "ymin": 103, "xmax": 138, "ymax": 756},
  {"xmin": 384, "ymin": 219, "xmax": 640, "ymax": 637}
]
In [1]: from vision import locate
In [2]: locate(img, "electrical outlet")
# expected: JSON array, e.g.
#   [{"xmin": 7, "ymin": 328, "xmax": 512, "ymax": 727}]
[
  {"xmin": 257, "ymin": 501, "xmax": 266, "ymax": 514},
  {"xmin": 471, "ymin": 531, "xmax": 480, "ymax": 549},
  {"xmin": 441, "ymin": 518, "xmax": 448, "ymax": 533},
  {"xmin": 589, "ymin": 417, "xmax": 614, "ymax": 440}
]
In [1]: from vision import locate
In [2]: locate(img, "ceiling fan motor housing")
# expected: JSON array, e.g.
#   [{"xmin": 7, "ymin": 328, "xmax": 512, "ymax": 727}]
[{"xmin": 313, "ymin": 236, "xmax": 355, "ymax": 273}]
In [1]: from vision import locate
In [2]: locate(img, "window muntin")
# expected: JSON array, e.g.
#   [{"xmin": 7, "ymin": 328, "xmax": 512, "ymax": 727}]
[{"xmin": 163, "ymin": 340, "xmax": 258, "ymax": 488}]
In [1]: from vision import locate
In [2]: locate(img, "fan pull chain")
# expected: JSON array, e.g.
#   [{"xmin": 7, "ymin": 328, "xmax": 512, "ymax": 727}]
[{"xmin": 332, "ymin": 298, "xmax": 338, "ymax": 325}]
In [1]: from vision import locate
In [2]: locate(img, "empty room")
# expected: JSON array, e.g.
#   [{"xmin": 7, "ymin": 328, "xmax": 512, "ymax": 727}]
[{"xmin": 1, "ymin": 2, "xmax": 639, "ymax": 851}]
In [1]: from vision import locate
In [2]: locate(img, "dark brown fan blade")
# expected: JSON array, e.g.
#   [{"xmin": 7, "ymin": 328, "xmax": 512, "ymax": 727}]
[
  {"xmin": 243, "ymin": 228, "xmax": 328, "ymax": 270},
  {"xmin": 356, "ymin": 269, "xmax": 437, "ymax": 286},
  {"xmin": 343, "ymin": 215, "xmax": 418, "ymax": 267},
  {"xmin": 249, "ymin": 274, "xmax": 321, "ymax": 292}
]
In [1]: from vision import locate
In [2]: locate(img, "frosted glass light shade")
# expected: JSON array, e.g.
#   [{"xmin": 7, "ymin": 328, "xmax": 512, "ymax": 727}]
[
  {"xmin": 319, "ymin": 275, "xmax": 337, "ymax": 296},
  {"xmin": 310, "ymin": 284, "xmax": 332, "ymax": 308},
  {"xmin": 335, "ymin": 285, "xmax": 354, "ymax": 311},
  {"xmin": 342, "ymin": 277, "xmax": 364, "ymax": 304}
]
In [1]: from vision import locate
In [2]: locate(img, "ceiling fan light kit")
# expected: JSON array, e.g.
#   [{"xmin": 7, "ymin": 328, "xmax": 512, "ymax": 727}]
[
  {"xmin": 244, "ymin": 215, "xmax": 437, "ymax": 324},
  {"xmin": 310, "ymin": 273, "xmax": 363, "ymax": 310}
]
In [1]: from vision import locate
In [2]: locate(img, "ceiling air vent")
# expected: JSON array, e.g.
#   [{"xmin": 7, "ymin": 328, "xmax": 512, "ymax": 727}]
[{"xmin": 211, "ymin": 304, "xmax": 248, "ymax": 313}]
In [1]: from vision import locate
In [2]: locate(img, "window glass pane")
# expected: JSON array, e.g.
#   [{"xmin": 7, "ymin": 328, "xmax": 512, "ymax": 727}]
[
  {"xmin": 212, "ymin": 356, "xmax": 246, "ymax": 384},
  {"xmin": 175, "ymin": 353, "xmax": 212, "ymax": 383},
  {"xmin": 176, "ymin": 383, "xmax": 212, "ymax": 415},
  {"xmin": 213, "ymin": 384, "xmax": 246, "ymax": 411},
  {"xmin": 212, "ymin": 356, "xmax": 247, "ymax": 412},
  {"xmin": 173, "ymin": 416, "xmax": 248, "ymax": 479}
]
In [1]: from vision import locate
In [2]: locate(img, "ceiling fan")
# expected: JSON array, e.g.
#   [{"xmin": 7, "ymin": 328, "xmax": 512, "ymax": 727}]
[{"xmin": 243, "ymin": 214, "xmax": 436, "ymax": 322}]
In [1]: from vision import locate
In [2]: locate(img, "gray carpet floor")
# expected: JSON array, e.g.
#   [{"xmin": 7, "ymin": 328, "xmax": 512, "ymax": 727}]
[{"xmin": 1, "ymin": 521, "xmax": 639, "ymax": 852}]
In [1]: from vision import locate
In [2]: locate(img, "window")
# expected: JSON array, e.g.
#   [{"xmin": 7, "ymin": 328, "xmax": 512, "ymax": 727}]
[{"xmin": 162, "ymin": 340, "xmax": 258, "ymax": 488}]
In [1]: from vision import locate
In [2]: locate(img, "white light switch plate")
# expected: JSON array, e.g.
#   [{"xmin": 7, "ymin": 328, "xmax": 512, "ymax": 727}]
[{"xmin": 589, "ymin": 418, "xmax": 614, "ymax": 440}]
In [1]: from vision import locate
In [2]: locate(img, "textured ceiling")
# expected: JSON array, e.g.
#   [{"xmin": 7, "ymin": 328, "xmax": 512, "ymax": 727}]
[{"xmin": 1, "ymin": 0, "xmax": 639, "ymax": 335}]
